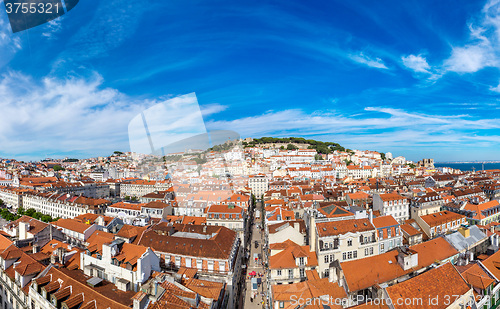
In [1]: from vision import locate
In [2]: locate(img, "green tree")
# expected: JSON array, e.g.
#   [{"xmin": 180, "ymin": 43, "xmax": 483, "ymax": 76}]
[
  {"xmin": 17, "ymin": 207, "xmax": 25, "ymax": 215},
  {"xmin": 53, "ymin": 165, "xmax": 65, "ymax": 171},
  {"xmin": 287, "ymin": 143, "xmax": 298, "ymax": 150},
  {"xmin": 380, "ymin": 152, "xmax": 386, "ymax": 160},
  {"xmin": 25, "ymin": 208, "xmax": 36, "ymax": 217},
  {"xmin": 314, "ymin": 154, "xmax": 324, "ymax": 160},
  {"xmin": 41, "ymin": 215, "xmax": 53, "ymax": 223}
]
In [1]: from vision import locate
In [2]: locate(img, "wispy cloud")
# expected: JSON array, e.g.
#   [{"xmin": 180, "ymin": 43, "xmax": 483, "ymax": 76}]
[
  {"xmin": 401, "ymin": 54, "xmax": 431, "ymax": 73},
  {"xmin": 490, "ymin": 81, "xmax": 500, "ymax": 92},
  {"xmin": 349, "ymin": 52, "xmax": 388, "ymax": 69},
  {"xmin": 42, "ymin": 19, "xmax": 63, "ymax": 39},
  {"xmin": 0, "ymin": 15, "xmax": 21, "ymax": 50},
  {"xmin": 205, "ymin": 106, "xmax": 500, "ymax": 152},
  {"xmin": 56, "ymin": 0, "xmax": 149, "ymax": 62},
  {"xmin": 0, "ymin": 71, "xmax": 154, "ymax": 159},
  {"xmin": 443, "ymin": 0, "xmax": 500, "ymax": 74},
  {"xmin": 200, "ymin": 104, "xmax": 228, "ymax": 116}
]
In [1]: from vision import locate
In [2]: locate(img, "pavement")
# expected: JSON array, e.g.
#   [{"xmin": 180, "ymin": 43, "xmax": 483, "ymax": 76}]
[
  {"xmin": 243, "ymin": 204, "xmax": 270, "ymax": 308},
  {"xmin": 243, "ymin": 223, "xmax": 268, "ymax": 308}
]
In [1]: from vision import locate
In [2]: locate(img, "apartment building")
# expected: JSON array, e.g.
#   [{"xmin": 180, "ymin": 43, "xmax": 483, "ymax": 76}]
[
  {"xmin": 22, "ymin": 192, "xmax": 110, "ymax": 219},
  {"xmin": 334, "ymin": 237, "xmax": 459, "ymax": 300},
  {"xmin": 105, "ymin": 202, "xmax": 144, "ymax": 225},
  {"xmin": 410, "ymin": 191, "xmax": 443, "ymax": 219},
  {"xmin": 372, "ymin": 215, "xmax": 402, "ymax": 253},
  {"xmin": 414, "ymin": 211, "xmax": 467, "ymax": 238},
  {"xmin": 373, "ymin": 192, "xmax": 409, "ymax": 223},
  {"xmin": 0, "ymin": 186, "xmax": 30, "ymax": 209},
  {"xmin": 205, "ymin": 204, "xmax": 246, "ymax": 239},
  {"xmin": 268, "ymin": 240, "xmax": 317, "ymax": 285},
  {"xmin": 42, "ymin": 180, "xmax": 110, "ymax": 199},
  {"xmin": 29, "ymin": 264, "xmax": 140, "ymax": 309},
  {"xmin": 140, "ymin": 201, "xmax": 173, "ymax": 219},
  {"xmin": 315, "ymin": 218, "xmax": 378, "ymax": 278},
  {"xmin": 248, "ymin": 174, "xmax": 268, "ymax": 198},
  {"xmin": 120, "ymin": 179, "xmax": 170, "ymax": 198},
  {"xmin": 51, "ymin": 218, "xmax": 97, "ymax": 248},
  {"xmin": 81, "ymin": 238, "xmax": 160, "ymax": 292},
  {"xmin": 137, "ymin": 223, "xmax": 243, "ymax": 308},
  {"xmin": 0, "ymin": 243, "xmax": 45, "ymax": 309},
  {"xmin": 271, "ymin": 272, "xmax": 347, "ymax": 309}
]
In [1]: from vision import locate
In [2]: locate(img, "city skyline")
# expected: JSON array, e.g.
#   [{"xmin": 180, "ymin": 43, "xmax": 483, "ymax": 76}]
[{"xmin": 1, "ymin": 0, "xmax": 500, "ymax": 161}]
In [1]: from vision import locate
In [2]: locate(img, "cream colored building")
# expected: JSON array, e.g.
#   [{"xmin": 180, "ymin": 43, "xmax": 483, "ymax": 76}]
[{"xmin": 315, "ymin": 218, "xmax": 378, "ymax": 278}]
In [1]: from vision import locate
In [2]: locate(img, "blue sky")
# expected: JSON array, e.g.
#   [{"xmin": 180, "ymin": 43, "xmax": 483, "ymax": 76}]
[{"xmin": 0, "ymin": 0, "xmax": 500, "ymax": 161}]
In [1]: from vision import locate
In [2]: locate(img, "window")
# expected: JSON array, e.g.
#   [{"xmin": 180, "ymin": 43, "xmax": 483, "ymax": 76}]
[
  {"xmin": 300, "ymin": 268, "xmax": 305, "ymax": 278},
  {"xmin": 324, "ymin": 255, "xmax": 329, "ymax": 263},
  {"xmin": 279, "ymin": 302, "xmax": 284, "ymax": 308},
  {"xmin": 288, "ymin": 269, "xmax": 293, "ymax": 279},
  {"xmin": 347, "ymin": 239, "xmax": 352, "ymax": 246},
  {"xmin": 277, "ymin": 269, "xmax": 282, "ymax": 276},
  {"xmin": 324, "ymin": 269, "xmax": 329, "ymax": 278}
]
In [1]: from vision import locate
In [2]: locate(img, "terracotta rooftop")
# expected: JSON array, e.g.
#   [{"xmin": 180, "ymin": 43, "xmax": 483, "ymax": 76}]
[
  {"xmin": 385, "ymin": 263, "xmax": 470, "ymax": 309},
  {"xmin": 316, "ymin": 218, "xmax": 375, "ymax": 237}
]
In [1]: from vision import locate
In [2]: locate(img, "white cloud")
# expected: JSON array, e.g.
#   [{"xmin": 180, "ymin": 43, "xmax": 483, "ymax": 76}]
[
  {"xmin": 0, "ymin": 71, "xmax": 153, "ymax": 158},
  {"xmin": 443, "ymin": 0, "xmax": 500, "ymax": 73},
  {"xmin": 444, "ymin": 45, "xmax": 495, "ymax": 73},
  {"xmin": 42, "ymin": 19, "xmax": 63, "ymax": 39},
  {"xmin": 349, "ymin": 52, "xmax": 388, "ymax": 69},
  {"xmin": 490, "ymin": 81, "xmax": 500, "ymax": 92},
  {"xmin": 205, "ymin": 106, "xmax": 500, "ymax": 149},
  {"xmin": 200, "ymin": 103, "xmax": 228, "ymax": 116},
  {"xmin": 401, "ymin": 54, "xmax": 431, "ymax": 73},
  {"xmin": 0, "ymin": 15, "xmax": 21, "ymax": 50}
]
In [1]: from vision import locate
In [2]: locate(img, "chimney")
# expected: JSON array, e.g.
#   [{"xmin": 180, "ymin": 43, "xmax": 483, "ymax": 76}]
[
  {"xmin": 309, "ymin": 212, "xmax": 316, "ymax": 252},
  {"xmin": 459, "ymin": 227, "xmax": 470, "ymax": 238},
  {"xmin": 32, "ymin": 244, "xmax": 40, "ymax": 254},
  {"xmin": 57, "ymin": 247, "xmax": 66, "ymax": 265},
  {"xmin": 369, "ymin": 209, "xmax": 373, "ymax": 224}
]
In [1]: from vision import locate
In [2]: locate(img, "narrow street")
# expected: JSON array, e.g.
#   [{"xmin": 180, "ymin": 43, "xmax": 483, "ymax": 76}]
[{"xmin": 242, "ymin": 201, "xmax": 269, "ymax": 309}]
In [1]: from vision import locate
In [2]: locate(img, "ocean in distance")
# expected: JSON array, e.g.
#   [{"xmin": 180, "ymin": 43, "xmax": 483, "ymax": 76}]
[{"xmin": 434, "ymin": 162, "xmax": 500, "ymax": 172}]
